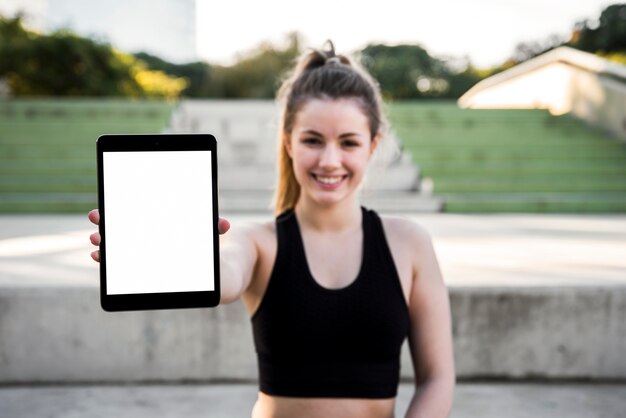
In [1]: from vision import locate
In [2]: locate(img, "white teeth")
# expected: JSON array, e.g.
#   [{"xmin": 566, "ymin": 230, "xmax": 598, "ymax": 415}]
[{"xmin": 316, "ymin": 176, "xmax": 343, "ymax": 184}]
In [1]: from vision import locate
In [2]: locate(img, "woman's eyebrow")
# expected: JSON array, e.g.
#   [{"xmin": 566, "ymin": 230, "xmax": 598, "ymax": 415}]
[
  {"xmin": 301, "ymin": 129, "xmax": 323, "ymax": 137},
  {"xmin": 339, "ymin": 132, "xmax": 363, "ymax": 139},
  {"xmin": 301, "ymin": 129, "xmax": 362, "ymax": 139},
  {"xmin": 301, "ymin": 129, "xmax": 362, "ymax": 138}
]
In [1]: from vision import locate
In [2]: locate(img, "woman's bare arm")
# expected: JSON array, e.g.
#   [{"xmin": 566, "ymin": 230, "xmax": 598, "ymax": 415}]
[
  {"xmin": 403, "ymin": 223, "xmax": 456, "ymax": 418},
  {"xmin": 87, "ymin": 209, "xmax": 256, "ymax": 304},
  {"xmin": 218, "ymin": 221, "xmax": 259, "ymax": 304}
]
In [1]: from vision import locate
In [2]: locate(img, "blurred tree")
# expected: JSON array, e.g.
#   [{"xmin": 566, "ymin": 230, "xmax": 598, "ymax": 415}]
[
  {"xmin": 131, "ymin": 59, "xmax": 188, "ymax": 98},
  {"xmin": 509, "ymin": 34, "xmax": 565, "ymax": 64},
  {"xmin": 135, "ymin": 32, "xmax": 301, "ymax": 98},
  {"xmin": 484, "ymin": 3, "xmax": 626, "ymax": 77},
  {"xmin": 134, "ymin": 52, "xmax": 211, "ymax": 97},
  {"xmin": 568, "ymin": 3, "xmax": 626, "ymax": 53},
  {"xmin": 597, "ymin": 51, "xmax": 626, "ymax": 64},
  {"xmin": 359, "ymin": 44, "xmax": 480, "ymax": 99},
  {"xmin": 206, "ymin": 32, "xmax": 301, "ymax": 98},
  {"xmin": 0, "ymin": 15, "xmax": 186, "ymax": 97}
]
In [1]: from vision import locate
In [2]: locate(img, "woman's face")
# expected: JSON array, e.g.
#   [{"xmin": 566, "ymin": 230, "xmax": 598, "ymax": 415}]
[{"xmin": 286, "ymin": 97, "xmax": 378, "ymax": 208}]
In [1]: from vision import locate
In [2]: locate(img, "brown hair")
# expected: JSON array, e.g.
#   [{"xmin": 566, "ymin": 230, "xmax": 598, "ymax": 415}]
[{"xmin": 273, "ymin": 40, "xmax": 387, "ymax": 214}]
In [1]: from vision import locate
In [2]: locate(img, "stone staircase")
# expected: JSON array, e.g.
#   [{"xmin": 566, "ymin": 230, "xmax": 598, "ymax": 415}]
[{"xmin": 165, "ymin": 100, "xmax": 443, "ymax": 213}]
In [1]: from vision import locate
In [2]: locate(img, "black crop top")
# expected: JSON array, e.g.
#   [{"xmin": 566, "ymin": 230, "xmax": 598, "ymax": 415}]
[{"xmin": 251, "ymin": 207, "xmax": 410, "ymax": 398}]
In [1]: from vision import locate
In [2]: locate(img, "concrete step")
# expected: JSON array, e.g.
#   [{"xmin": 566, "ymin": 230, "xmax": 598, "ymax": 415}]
[
  {"xmin": 169, "ymin": 100, "xmax": 428, "ymax": 210},
  {"xmin": 1, "ymin": 383, "xmax": 625, "ymax": 418}
]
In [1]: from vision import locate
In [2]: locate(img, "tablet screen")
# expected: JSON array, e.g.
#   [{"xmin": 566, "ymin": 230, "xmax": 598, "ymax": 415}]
[
  {"xmin": 97, "ymin": 134, "xmax": 220, "ymax": 311},
  {"xmin": 103, "ymin": 150, "xmax": 214, "ymax": 295}
]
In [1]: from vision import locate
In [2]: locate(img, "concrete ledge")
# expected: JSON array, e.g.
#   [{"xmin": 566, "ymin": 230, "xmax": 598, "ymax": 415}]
[
  {"xmin": 1, "ymin": 285, "xmax": 624, "ymax": 383},
  {"xmin": 0, "ymin": 287, "xmax": 253, "ymax": 383},
  {"xmin": 450, "ymin": 286, "xmax": 626, "ymax": 379}
]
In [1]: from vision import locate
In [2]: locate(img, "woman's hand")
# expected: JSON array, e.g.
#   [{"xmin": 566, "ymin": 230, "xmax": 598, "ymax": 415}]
[
  {"xmin": 87, "ymin": 209, "xmax": 231, "ymax": 263},
  {"xmin": 88, "ymin": 209, "xmax": 101, "ymax": 262}
]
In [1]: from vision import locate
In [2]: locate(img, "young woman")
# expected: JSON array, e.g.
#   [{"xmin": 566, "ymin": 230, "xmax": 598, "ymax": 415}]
[{"xmin": 89, "ymin": 42, "xmax": 455, "ymax": 418}]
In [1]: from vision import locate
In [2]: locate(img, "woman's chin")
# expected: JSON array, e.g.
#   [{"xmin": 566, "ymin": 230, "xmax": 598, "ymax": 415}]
[{"xmin": 302, "ymin": 188, "xmax": 357, "ymax": 208}]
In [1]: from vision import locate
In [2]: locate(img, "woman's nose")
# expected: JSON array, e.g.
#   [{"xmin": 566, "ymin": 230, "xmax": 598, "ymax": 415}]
[{"xmin": 319, "ymin": 144, "xmax": 341, "ymax": 168}]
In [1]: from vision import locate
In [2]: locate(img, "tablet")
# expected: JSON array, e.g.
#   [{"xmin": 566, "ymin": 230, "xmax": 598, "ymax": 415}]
[{"xmin": 97, "ymin": 134, "xmax": 220, "ymax": 311}]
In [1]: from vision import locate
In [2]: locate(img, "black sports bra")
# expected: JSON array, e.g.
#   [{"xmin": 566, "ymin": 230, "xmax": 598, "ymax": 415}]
[{"xmin": 251, "ymin": 207, "xmax": 410, "ymax": 398}]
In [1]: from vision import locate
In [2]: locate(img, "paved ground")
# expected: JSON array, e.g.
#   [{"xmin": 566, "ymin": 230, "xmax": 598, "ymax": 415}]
[
  {"xmin": 1, "ymin": 212, "xmax": 625, "ymax": 288},
  {"xmin": 1, "ymin": 382, "xmax": 625, "ymax": 418}
]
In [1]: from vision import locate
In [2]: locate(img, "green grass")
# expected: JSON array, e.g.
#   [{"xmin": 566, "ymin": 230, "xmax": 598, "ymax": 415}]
[
  {"xmin": 0, "ymin": 98, "xmax": 175, "ymax": 213},
  {"xmin": 388, "ymin": 101, "xmax": 626, "ymax": 213}
]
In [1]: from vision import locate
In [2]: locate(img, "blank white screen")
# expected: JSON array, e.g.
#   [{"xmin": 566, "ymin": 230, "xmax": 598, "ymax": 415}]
[{"xmin": 103, "ymin": 151, "xmax": 214, "ymax": 295}]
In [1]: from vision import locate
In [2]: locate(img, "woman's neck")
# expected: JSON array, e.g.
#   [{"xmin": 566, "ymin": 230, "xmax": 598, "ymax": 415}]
[{"xmin": 294, "ymin": 197, "xmax": 362, "ymax": 233}]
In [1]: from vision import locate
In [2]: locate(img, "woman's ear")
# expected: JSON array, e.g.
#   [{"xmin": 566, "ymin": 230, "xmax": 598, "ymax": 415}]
[
  {"xmin": 369, "ymin": 133, "xmax": 381, "ymax": 158},
  {"xmin": 284, "ymin": 137, "xmax": 293, "ymax": 158}
]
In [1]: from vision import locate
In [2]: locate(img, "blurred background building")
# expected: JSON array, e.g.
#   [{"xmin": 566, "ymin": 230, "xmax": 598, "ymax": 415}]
[{"xmin": 459, "ymin": 46, "xmax": 626, "ymax": 141}]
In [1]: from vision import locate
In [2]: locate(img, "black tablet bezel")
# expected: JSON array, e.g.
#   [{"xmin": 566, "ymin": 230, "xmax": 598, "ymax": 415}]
[{"xmin": 96, "ymin": 134, "xmax": 220, "ymax": 311}]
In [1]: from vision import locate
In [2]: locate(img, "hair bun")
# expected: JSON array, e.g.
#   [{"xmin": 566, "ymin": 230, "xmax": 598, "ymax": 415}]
[
  {"xmin": 322, "ymin": 40, "xmax": 336, "ymax": 55},
  {"xmin": 322, "ymin": 40, "xmax": 350, "ymax": 66}
]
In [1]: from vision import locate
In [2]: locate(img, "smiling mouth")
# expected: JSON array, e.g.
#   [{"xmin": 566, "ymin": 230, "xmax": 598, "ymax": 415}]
[{"xmin": 311, "ymin": 174, "xmax": 348, "ymax": 185}]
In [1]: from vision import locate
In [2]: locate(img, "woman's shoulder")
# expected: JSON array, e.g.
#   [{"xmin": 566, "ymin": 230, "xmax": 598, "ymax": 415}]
[
  {"xmin": 378, "ymin": 214, "xmax": 437, "ymax": 264},
  {"xmin": 378, "ymin": 214, "xmax": 439, "ymax": 281},
  {"xmin": 379, "ymin": 214, "xmax": 433, "ymax": 247}
]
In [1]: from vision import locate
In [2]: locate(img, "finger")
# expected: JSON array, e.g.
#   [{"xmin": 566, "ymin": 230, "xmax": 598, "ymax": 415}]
[
  {"xmin": 218, "ymin": 217, "xmax": 230, "ymax": 235},
  {"xmin": 88, "ymin": 209, "xmax": 100, "ymax": 225},
  {"xmin": 91, "ymin": 250, "xmax": 100, "ymax": 263},
  {"xmin": 90, "ymin": 232, "xmax": 101, "ymax": 246}
]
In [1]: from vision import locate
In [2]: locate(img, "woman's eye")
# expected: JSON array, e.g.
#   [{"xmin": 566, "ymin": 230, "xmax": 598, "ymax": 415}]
[
  {"xmin": 342, "ymin": 140, "xmax": 359, "ymax": 148},
  {"xmin": 303, "ymin": 138, "xmax": 321, "ymax": 145}
]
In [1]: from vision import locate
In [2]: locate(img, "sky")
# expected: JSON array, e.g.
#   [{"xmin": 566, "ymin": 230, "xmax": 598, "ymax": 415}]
[
  {"xmin": 196, "ymin": 0, "xmax": 612, "ymax": 68},
  {"xmin": 0, "ymin": 0, "xmax": 614, "ymax": 68}
]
